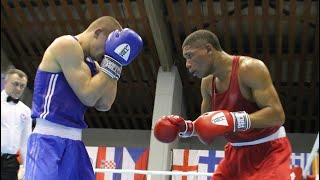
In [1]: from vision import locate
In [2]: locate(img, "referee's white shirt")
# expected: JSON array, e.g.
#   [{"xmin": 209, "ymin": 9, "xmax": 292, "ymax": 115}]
[{"xmin": 1, "ymin": 90, "xmax": 32, "ymax": 165}]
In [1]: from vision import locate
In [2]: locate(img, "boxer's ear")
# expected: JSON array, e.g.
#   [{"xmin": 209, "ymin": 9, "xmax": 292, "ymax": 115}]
[
  {"xmin": 205, "ymin": 43, "xmax": 214, "ymax": 54},
  {"xmin": 94, "ymin": 28, "xmax": 104, "ymax": 38}
]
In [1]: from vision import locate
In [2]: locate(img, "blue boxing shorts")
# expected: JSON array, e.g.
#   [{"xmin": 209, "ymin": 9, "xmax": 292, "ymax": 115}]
[{"xmin": 24, "ymin": 119, "xmax": 95, "ymax": 180}]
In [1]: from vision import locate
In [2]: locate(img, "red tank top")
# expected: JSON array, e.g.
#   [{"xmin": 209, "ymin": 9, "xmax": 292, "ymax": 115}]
[{"xmin": 212, "ymin": 56, "xmax": 280, "ymax": 143}]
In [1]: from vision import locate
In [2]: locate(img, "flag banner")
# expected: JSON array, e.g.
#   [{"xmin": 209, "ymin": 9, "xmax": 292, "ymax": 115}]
[
  {"xmin": 172, "ymin": 149, "xmax": 314, "ymax": 178},
  {"xmin": 85, "ymin": 146, "xmax": 314, "ymax": 180},
  {"xmin": 197, "ymin": 150, "xmax": 224, "ymax": 180},
  {"xmin": 85, "ymin": 146, "xmax": 149, "ymax": 180},
  {"xmin": 85, "ymin": 146, "xmax": 98, "ymax": 171},
  {"xmin": 172, "ymin": 149, "xmax": 200, "ymax": 180},
  {"xmin": 291, "ymin": 152, "xmax": 312, "ymax": 175}
]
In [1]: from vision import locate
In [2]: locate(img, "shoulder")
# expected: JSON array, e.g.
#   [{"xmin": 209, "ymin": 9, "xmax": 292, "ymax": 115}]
[
  {"xmin": 239, "ymin": 56, "xmax": 268, "ymax": 72},
  {"xmin": 238, "ymin": 56, "xmax": 271, "ymax": 87},
  {"xmin": 51, "ymin": 35, "xmax": 79, "ymax": 48},
  {"xmin": 239, "ymin": 57, "xmax": 270, "ymax": 75},
  {"xmin": 49, "ymin": 35, "xmax": 83, "ymax": 60},
  {"xmin": 52, "ymin": 35, "xmax": 80, "ymax": 47}
]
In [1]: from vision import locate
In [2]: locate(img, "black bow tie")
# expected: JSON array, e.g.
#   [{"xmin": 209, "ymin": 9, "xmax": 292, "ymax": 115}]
[{"xmin": 7, "ymin": 96, "xmax": 19, "ymax": 104}]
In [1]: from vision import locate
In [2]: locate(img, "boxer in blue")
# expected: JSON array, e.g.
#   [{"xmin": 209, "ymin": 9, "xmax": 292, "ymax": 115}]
[{"xmin": 25, "ymin": 16, "xmax": 143, "ymax": 180}]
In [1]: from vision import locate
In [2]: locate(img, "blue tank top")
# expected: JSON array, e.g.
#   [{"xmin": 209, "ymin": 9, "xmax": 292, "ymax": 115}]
[{"xmin": 31, "ymin": 36, "xmax": 98, "ymax": 129}]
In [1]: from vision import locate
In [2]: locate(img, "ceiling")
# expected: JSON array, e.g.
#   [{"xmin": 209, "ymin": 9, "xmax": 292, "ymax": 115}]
[{"xmin": 1, "ymin": 0, "xmax": 319, "ymax": 133}]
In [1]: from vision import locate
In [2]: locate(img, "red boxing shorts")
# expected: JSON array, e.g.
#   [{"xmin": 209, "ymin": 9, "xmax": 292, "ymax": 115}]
[{"xmin": 211, "ymin": 137, "xmax": 292, "ymax": 180}]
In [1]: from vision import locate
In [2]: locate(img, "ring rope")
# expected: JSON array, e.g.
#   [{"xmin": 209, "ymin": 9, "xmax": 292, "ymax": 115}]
[{"xmin": 94, "ymin": 169, "xmax": 213, "ymax": 176}]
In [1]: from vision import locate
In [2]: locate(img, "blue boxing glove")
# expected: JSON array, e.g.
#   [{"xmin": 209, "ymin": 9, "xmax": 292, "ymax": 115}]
[{"xmin": 100, "ymin": 28, "xmax": 143, "ymax": 79}]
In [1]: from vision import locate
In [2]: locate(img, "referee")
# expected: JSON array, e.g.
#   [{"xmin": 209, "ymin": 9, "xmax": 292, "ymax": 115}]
[{"xmin": 1, "ymin": 69, "xmax": 32, "ymax": 180}]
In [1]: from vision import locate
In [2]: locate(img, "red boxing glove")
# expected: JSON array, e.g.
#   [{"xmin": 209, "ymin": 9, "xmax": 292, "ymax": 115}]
[
  {"xmin": 153, "ymin": 115, "xmax": 194, "ymax": 143},
  {"xmin": 194, "ymin": 110, "xmax": 251, "ymax": 144}
]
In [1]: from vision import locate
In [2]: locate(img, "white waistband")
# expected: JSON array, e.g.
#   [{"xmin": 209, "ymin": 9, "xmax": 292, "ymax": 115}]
[
  {"xmin": 230, "ymin": 126, "xmax": 286, "ymax": 147},
  {"xmin": 33, "ymin": 118, "xmax": 82, "ymax": 141}
]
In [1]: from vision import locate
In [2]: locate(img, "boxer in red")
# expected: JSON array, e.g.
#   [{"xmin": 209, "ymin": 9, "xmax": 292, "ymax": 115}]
[{"xmin": 154, "ymin": 30, "xmax": 292, "ymax": 180}]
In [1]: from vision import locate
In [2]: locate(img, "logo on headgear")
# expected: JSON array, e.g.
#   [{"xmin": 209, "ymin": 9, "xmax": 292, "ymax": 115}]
[{"xmin": 114, "ymin": 43, "xmax": 130, "ymax": 61}]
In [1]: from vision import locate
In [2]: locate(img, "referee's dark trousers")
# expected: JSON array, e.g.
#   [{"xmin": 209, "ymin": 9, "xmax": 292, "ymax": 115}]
[{"xmin": 1, "ymin": 153, "xmax": 19, "ymax": 180}]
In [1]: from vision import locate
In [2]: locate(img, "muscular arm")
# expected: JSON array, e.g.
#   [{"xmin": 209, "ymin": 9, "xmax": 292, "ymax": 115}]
[
  {"xmin": 93, "ymin": 62, "xmax": 117, "ymax": 111},
  {"xmin": 44, "ymin": 36, "xmax": 116, "ymax": 107},
  {"xmin": 240, "ymin": 59, "xmax": 285, "ymax": 128},
  {"xmin": 201, "ymin": 75, "xmax": 213, "ymax": 114}
]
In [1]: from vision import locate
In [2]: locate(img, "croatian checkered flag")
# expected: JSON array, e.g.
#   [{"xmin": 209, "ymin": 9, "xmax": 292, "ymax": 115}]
[{"xmin": 95, "ymin": 147, "xmax": 149, "ymax": 180}]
